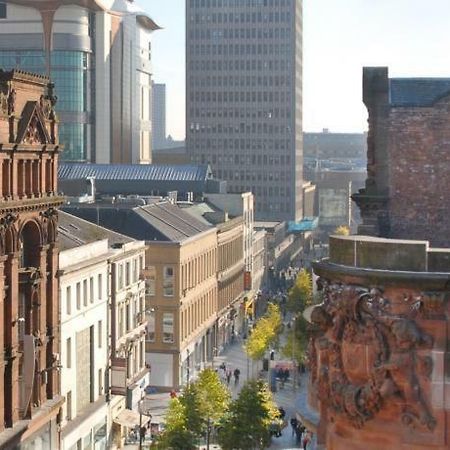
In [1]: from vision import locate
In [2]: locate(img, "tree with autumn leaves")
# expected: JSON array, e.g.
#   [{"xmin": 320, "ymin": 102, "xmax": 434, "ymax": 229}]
[
  {"xmin": 156, "ymin": 368, "xmax": 230, "ymax": 449},
  {"xmin": 156, "ymin": 370, "xmax": 280, "ymax": 449},
  {"xmin": 244, "ymin": 303, "xmax": 282, "ymax": 361}
]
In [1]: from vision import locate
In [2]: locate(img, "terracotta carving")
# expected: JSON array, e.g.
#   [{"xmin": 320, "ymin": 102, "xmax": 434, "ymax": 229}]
[
  {"xmin": 309, "ymin": 281, "xmax": 436, "ymax": 431},
  {"xmin": 7, "ymin": 88, "xmax": 16, "ymax": 116}
]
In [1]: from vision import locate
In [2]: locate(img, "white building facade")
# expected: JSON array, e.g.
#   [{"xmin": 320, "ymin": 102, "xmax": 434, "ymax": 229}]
[
  {"xmin": 59, "ymin": 239, "xmax": 110, "ymax": 450},
  {"xmin": 59, "ymin": 213, "xmax": 149, "ymax": 449}
]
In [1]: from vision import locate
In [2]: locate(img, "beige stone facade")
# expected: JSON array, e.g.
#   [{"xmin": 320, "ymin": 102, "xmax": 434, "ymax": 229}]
[{"xmin": 144, "ymin": 228, "xmax": 218, "ymax": 389}]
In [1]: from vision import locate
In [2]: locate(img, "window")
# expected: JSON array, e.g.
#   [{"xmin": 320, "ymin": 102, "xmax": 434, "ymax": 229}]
[
  {"xmin": 90, "ymin": 277, "xmax": 94, "ymax": 303},
  {"xmin": 132, "ymin": 259, "xmax": 138, "ymax": 282},
  {"xmin": 146, "ymin": 310, "xmax": 155, "ymax": 342},
  {"xmin": 162, "ymin": 313, "xmax": 174, "ymax": 343},
  {"xmin": 66, "ymin": 286, "xmax": 71, "ymax": 315},
  {"xmin": 163, "ymin": 266, "xmax": 174, "ymax": 297},
  {"xmin": 76, "ymin": 282, "xmax": 81, "ymax": 309},
  {"xmin": 98, "ymin": 274, "xmax": 102, "ymax": 299},
  {"xmin": 83, "ymin": 279, "xmax": 88, "ymax": 306},
  {"xmin": 66, "ymin": 338, "xmax": 72, "ymax": 368},
  {"xmin": 146, "ymin": 266, "xmax": 156, "ymax": 296},
  {"xmin": 0, "ymin": 3, "xmax": 6, "ymax": 19},
  {"xmin": 117, "ymin": 264, "xmax": 123, "ymax": 289},
  {"xmin": 98, "ymin": 369, "xmax": 103, "ymax": 396},
  {"xmin": 98, "ymin": 321, "xmax": 102, "ymax": 348},
  {"xmin": 66, "ymin": 391, "xmax": 72, "ymax": 421},
  {"xmin": 125, "ymin": 261, "xmax": 130, "ymax": 286}
]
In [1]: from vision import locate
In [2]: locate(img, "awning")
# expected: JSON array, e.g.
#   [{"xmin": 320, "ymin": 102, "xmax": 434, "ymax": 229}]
[{"xmin": 113, "ymin": 409, "xmax": 143, "ymax": 428}]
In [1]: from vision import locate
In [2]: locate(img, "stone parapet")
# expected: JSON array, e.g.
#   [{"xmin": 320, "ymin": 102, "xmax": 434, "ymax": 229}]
[{"xmin": 309, "ymin": 235, "xmax": 450, "ymax": 450}]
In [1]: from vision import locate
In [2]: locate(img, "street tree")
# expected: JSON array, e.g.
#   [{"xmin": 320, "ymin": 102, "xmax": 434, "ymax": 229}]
[
  {"xmin": 245, "ymin": 304, "xmax": 282, "ymax": 361},
  {"xmin": 218, "ymin": 380, "xmax": 280, "ymax": 450},
  {"xmin": 281, "ymin": 315, "xmax": 309, "ymax": 363},
  {"xmin": 195, "ymin": 368, "xmax": 231, "ymax": 447},
  {"xmin": 287, "ymin": 268, "xmax": 313, "ymax": 314},
  {"xmin": 334, "ymin": 224, "xmax": 350, "ymax": 235},
  {"xmin": 156, "ymin": 398, "xmax": 197, "ymax": 450}
]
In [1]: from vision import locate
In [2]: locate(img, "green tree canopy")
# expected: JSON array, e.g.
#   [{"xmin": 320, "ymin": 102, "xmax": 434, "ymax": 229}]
[
  {"xmin": 287, "ymin": 268, "xmax": 313, "ymax": 314},
  {"xmin": 218, "ymin": 380, "xmax": 280, "ymax": 450},
  {"xmin": 244, "ymin": 304, "xmax": 282, "ymax": 361},
  {"xmin": 156, "ymin": 398, "xmax": 197, "ymax": 450},
  {"xmin": 334, "ymin": 224, "xmax": 350, "ymax": 235},
  {"xmin": 281, "ymin": 315, "xmax": 309, "ymax": 363}
]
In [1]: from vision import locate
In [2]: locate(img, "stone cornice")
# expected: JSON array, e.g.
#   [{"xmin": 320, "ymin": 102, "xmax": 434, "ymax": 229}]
[{"xmin": 313, "ymin": 259, "xmax": 450, "ymax": 291}]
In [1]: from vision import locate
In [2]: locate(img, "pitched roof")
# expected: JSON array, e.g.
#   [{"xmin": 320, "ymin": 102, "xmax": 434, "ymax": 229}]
[
  {"xmin": 58, "ymin": 163, "xmax": 211, "ymax": 183},
  {"xmin": 62, "ymin": 201, "xmax": 212, "ymax": 243},
  {"xmin": 58, "ymin": 210, "xmax": 133, "ymax": 251},
  {"xmin": 134, "ymin": 202, "xmax": 212, "ymax": 242},
  {"xmin": 389, "ymin": 78, "xmax": 450, "ymax": 107}
]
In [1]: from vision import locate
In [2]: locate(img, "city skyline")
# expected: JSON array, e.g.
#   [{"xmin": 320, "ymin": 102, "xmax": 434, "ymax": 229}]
[{"xmin": 147, "ymin": 0, "xmax": 450, "ymax": 140}]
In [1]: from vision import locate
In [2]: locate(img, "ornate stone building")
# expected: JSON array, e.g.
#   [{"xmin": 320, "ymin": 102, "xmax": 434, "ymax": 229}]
[
  {"xmin": 307, "ymin": 67, "xmax": 450, "ymax": 450},
  {"xmin": 0, "ymin": 69, "xmax": 63, "ymax": 448}
]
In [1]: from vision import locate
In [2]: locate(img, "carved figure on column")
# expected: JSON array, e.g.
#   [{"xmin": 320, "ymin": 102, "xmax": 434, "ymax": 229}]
[{"xmin": 7, "ymin": 88, "xmax": 16, "ymax": 116}]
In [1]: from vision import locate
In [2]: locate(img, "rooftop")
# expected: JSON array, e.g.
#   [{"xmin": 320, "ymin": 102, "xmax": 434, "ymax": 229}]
[
  {"xmin": 58, "ymin": 163, "xmax": 212, "ymax": 183},
  {"xmin": 389, "ymin": 77, "xmax": 450, "ymax": 107},
  {"xmin": 58, "ymin": 211, "xmax": 133, "ymax": 251},
  {"xmin": 63, "ymin": 201, "xmax": 212, "ymax": 243}
]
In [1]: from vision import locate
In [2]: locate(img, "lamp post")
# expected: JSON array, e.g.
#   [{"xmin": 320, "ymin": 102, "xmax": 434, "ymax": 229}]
[
  {"xmin": 138, "ymin": 395, "xmax": 152, "ymax": 450},
  {"xmin": 291, "ymin": 316, "xmax": 297, "ymax": 391},
  {"xmin": 186, "ymin": 349, "xmax": 191, "ymax": 386}
]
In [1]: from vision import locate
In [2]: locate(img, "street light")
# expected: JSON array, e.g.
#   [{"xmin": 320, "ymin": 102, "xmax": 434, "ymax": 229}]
[
  {"xmin": 291, "ymin": 316, "xmax": 297, "ymax": 391},
  {"xmin": 186, "ymin": 349, "xmax": 191, "ymax": 386},
  {"xmin": 138, "ymin": 395, "xmax": 152, "ymax": 450}
]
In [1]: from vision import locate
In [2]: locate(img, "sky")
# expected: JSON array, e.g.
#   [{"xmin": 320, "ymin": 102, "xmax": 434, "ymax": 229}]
[{"xmin": 145, "ymin": 0, "xmax": 450, "ymax": 140}]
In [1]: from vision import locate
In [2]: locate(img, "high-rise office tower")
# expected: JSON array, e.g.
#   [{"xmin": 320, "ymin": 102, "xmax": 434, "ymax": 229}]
[
  {"xmin": 186, "ymin": 0, "xmax": 303, "ymax": 221},
  {"xmin": 152, "ymin": 82, "xmax": 167, "ymax": 149},
  {"xmin": 0, "ymin": 0, "xmax": 159, "ymax": 163}
]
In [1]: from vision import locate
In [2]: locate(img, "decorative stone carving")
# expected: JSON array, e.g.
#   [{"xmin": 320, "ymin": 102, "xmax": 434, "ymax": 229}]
[
  {"xmin": 0, "ymin": 84, "xmax": 8, "ymax": 114},
  {"xmin": 309, "ymin": 281, "xmax": 436, "ymax": 431},
  {"xmin": 7, "ymin": 88, "xmax": 16, "ymax": 116},
  {"xmin": 23, "ymin": 114, "xmax": 46, "ymax": 145},
  {"xmin": 0, "ymin": 213, "xmax": 19, "ymax": 255},
  {"xmin": 40, "ymin": 208, "xmax": 58, "ymax": 244}
]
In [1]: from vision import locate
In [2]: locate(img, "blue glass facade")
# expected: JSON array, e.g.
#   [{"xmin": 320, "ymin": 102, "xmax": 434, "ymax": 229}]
[{"xmin": 0, "ymin": 50, "xmax": 90, "ymax": 161}]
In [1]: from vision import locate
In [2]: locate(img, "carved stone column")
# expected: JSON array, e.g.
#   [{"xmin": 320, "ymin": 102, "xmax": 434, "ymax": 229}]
[
  {"xmin": 0, "ymin": 256, "xmax": 6, "ymax": 432},
  {"xmin": 46, "ymin": 244, "xmax": 59, "ymax": 399},
  {"xmin": 4, "ymin": 253, "xmax": 20, "ymax": 424}
]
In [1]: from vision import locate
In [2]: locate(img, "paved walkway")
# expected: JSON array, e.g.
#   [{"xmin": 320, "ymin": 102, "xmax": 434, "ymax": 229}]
[{"xmin": 212, "ymin": 329, "xmax": 317, "ymax": 450}]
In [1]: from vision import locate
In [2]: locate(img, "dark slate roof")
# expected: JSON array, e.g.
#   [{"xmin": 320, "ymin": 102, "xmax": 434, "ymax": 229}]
[
  {"xmin": 58, "ymin": 211, "xmax": 133, "ymax": 251},
  {"xmin": 62, "ymin": 201, "xmax": 212, "ymax": 243},
  {"xmin": 389, "ymin": 78, "xmax": 450, "ymax": 107},
  {"xmin": 134, "ymin": 202, "xmax": 211, "ymax": 241},
  {"xmin": 58, "ymin": 163, "xmax": 211, "ymax": 182}
]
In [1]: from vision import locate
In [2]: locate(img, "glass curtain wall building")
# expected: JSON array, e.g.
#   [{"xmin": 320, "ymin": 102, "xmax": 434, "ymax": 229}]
[
  {"xmin": 0, "ymin": 50, "xmax": 91, "ymax": 161},
  {"xmin": 0, "ymin": 0, "xmax": 159, "ymax": 164}
]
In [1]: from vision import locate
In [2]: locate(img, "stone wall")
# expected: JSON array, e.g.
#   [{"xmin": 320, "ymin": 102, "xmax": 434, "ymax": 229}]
[{"xmin": 310, "ymin": 236, "xmax": 450, "ymax": 450}]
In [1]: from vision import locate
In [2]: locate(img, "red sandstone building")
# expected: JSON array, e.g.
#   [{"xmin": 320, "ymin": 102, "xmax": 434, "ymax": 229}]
[
  {"xmin": 307, "ymin": 67, "xmax": 450, "ymax": 450},
  {"xmin": 0, "ymin": 70, "xmax": 63, "ymax": 448}
]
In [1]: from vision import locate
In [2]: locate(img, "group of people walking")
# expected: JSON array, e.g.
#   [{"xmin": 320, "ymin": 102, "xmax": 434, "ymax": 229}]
[
  {"xmin": 290, "ymin": 416, "xmax": 312, "ymax": 449},
  {"xmin": 218, "ymin": 362, "xmax": 240, "ymax": 386}
]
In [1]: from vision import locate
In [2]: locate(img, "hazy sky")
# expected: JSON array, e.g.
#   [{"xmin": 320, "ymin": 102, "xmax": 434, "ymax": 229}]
[{"xmin": 146, "ymin": 0, "xmax": 450, "ymax": 140}]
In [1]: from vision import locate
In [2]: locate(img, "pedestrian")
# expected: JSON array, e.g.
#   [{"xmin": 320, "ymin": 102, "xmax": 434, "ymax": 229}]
[
  {"xmin": 270, "ymin": 349, "xmax": 275, "ymax": 360},
  {"xmin": 302, "ymin": 431, "xmax": 310, "ymax": 449},
  {"xmin": 290, "ymin": 417, "xmax": 298, "ymax": 437},
  {"xmin": 295, "ymin": 425, "xmax": 303, "ymax": 445},
  {"xmin": 233, "ymin": 368, "xmax": 240, "ymax": 385},
  {"xmin": 278, "ymin": 406, "xmax": 286, "ymax": 420},
  {"xmin": 226, "ymin": 369, "xmax": 232, "ymax": 386}
]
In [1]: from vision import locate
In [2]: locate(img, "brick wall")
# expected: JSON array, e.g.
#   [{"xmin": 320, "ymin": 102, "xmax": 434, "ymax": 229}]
[{"xmin": 387, "ymin": 101, "xmax": 450, "ymax": 247}]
